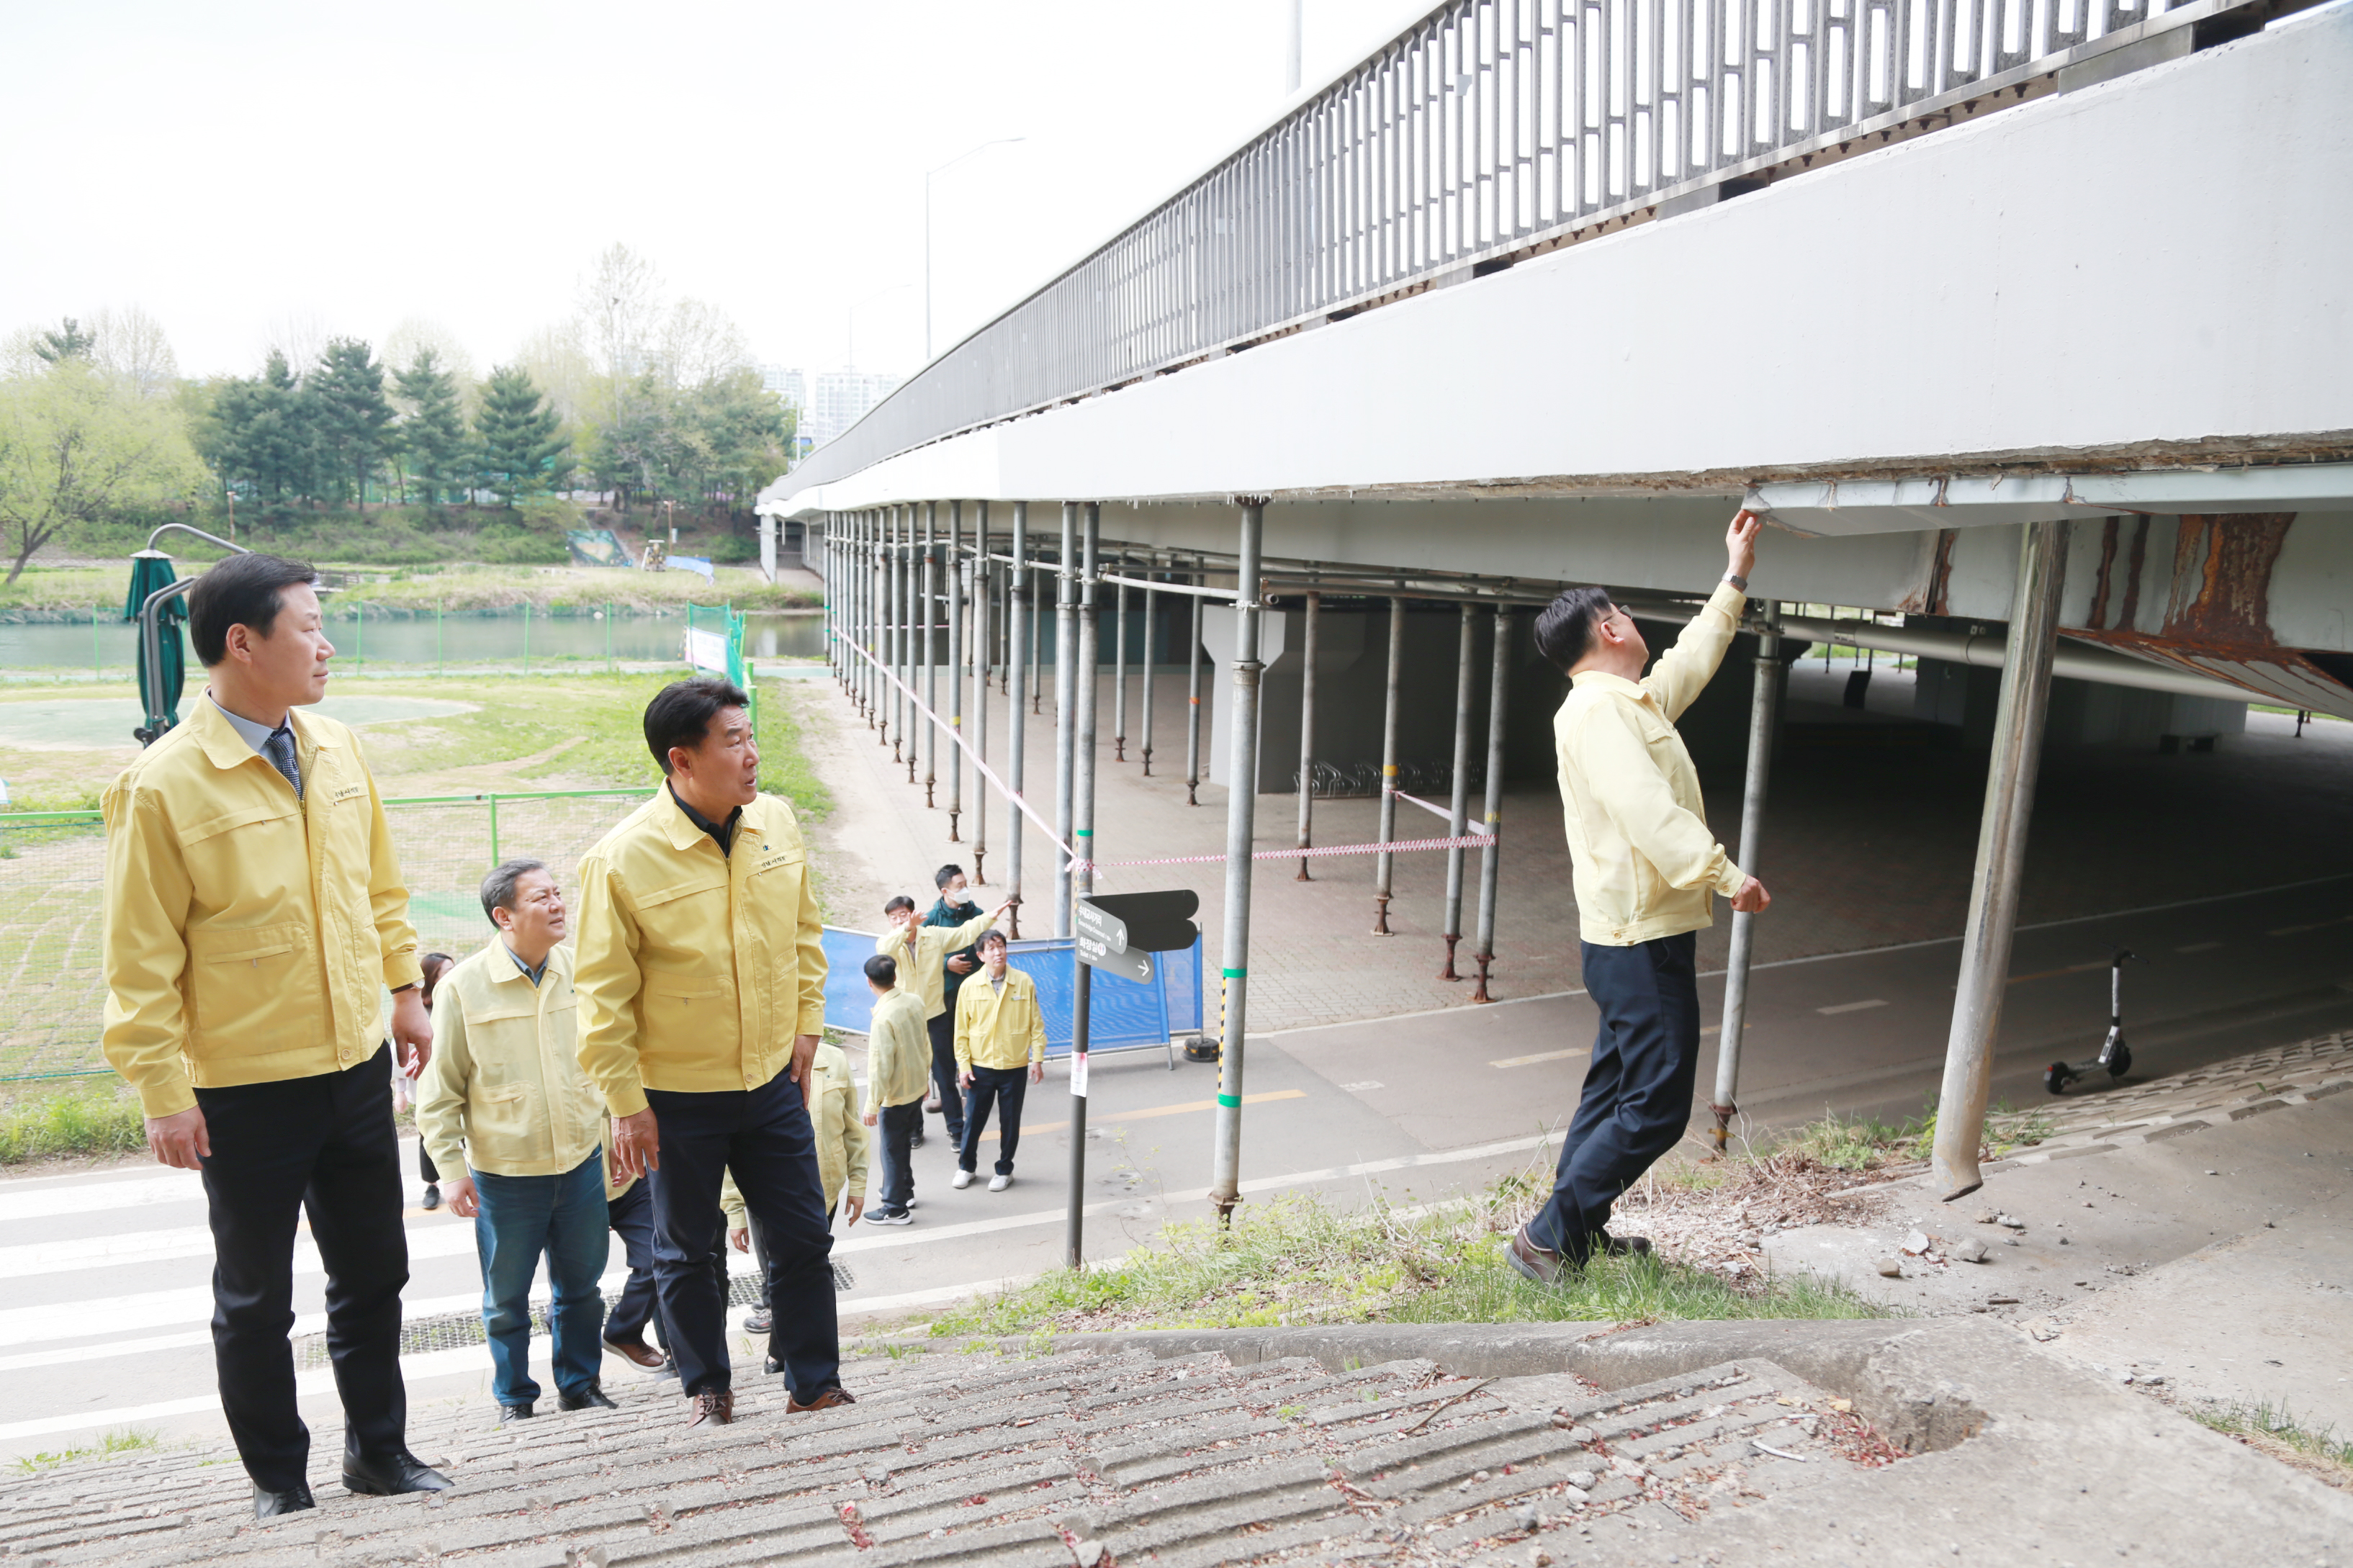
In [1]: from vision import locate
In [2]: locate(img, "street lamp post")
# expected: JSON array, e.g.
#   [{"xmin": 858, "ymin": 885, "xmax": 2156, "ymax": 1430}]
[{"xmin": 925, "ymin": 137, "xmax": 1025, "ymax": 364}]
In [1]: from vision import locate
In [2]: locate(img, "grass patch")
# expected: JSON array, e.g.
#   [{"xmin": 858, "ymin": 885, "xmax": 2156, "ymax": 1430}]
[
  {"xmin": 10, "ymin": 1428, "xmax": 166, "ymax": 1474},
  {"xmin": 2190, "ymin": 1398, "xmax": 2353, "ymax": 1484},
  {"xmin": 0, "ymin": 1084, "xmax": 148, "ymax": 1164},
  {"xmin": 1773, "ymin": 1101, "xmax": 2054, "ymax": 1173},
  {"xmin": 919, "ymin": 1179, "xmax": 1888, "ymax": 1340}
]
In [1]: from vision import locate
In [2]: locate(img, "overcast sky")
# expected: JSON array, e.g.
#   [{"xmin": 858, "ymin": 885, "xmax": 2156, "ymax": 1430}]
[{"xmin": 1, "ymin": 0, "xmax": 1434, "ymax": 383}]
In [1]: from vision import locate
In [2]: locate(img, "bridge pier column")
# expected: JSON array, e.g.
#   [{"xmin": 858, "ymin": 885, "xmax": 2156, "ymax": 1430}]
[{"xmin": 1933, "ymin": 520, "xmax": 2070, "ymax": 1199}]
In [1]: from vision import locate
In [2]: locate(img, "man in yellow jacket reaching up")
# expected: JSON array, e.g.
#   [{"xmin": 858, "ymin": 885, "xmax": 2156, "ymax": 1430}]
[
  {"xmin": 951, "ymin": 929, "xmax": 1048, "ymax": 1192},
  {"xmin": 874, "ymin": 886, "xmax": 1005, "ymax": 1150},
  {"xmin": 1508, "ymin": 511, "xmax": 1773, "ymax": 1287},
  {"xmin": 573, "ymin": 675, "xmax": 848, "ymax": 1428},
  {"xmin": 99, "ymin": 553, "xmax": 449, "ymax": 1518}
]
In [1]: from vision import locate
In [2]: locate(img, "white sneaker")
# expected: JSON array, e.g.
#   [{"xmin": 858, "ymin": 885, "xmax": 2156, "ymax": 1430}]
[
  {"xmin": 987, "ymin": 1173, "xmax": 1012, "ymax": 1192},
  {"xmin": 952, "ymin": 1170, "xmax": 973, "ymax": 1189}
]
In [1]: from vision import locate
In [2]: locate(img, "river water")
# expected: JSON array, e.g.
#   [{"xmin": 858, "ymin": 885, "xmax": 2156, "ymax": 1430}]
[{"xmin": 0, "ymin": 611, "xmax": 826, "ymax": 676}]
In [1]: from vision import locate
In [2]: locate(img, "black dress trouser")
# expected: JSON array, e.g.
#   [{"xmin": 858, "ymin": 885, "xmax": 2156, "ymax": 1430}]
[{"xmin": 194, "ymin": 1045, "xmax": 410, "ymax": 1493}]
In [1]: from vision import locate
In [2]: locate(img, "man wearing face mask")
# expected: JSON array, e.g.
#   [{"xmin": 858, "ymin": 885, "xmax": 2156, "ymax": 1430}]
[
  {"xmin": 417, "ymin": 859, "xmax": 613, "ymax": 1423},
  {"xmin": 881, "ymin": 873, "xmax": 1007, "ymax": 1153},
  {"xmin": 917, "ymin": 865, "xmax": 988, "ymax": 1145}
]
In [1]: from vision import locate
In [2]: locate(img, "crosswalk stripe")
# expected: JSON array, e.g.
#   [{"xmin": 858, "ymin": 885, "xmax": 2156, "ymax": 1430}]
[{"xmin": 0, "ymin": 1172, "xmax": 204, "ymax": 1224}]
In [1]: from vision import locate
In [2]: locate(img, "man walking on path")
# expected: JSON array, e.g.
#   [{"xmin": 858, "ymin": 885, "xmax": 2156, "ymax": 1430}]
[
  {"xmin": 417, "ymin": 859, "xmax": 614, "ymax": 1423},
  {"xmin": 99, "ymin": 552, "xmax": 450, "ymax": 1518},
  {"xmin": 860, "ymin": 953, "xmax": 930, "ymax": 1224},
  {"xmin": 880, "ymin": 878, "xmax": 1007, "ymax": 1151},
  {"xmin": 1510, "ymin": 511, "xmax": 1773, "ymax": 1284},
  {"xmin": 575, "ymin": 675, "xmax": 850, "ymax": 1427},
  {"xmin": 953, "ymin": 929, "xmax": 1047, "ymax": 1192}
]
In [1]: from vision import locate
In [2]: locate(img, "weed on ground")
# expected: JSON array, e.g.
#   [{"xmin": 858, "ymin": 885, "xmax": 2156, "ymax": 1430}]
[
  {"xmin": 0, "ymin": 1086, "xmax": 145, "ymax": 1165},
  {"xmin": 9, "ymin": 1428, "xmax": 163, "ymax": 1473}
]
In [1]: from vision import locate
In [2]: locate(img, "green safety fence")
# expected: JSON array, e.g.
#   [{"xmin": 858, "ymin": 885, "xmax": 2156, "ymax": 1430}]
[{"xmin": 0, "ymin": 788, "xmax": 651, "ymax": 1084}]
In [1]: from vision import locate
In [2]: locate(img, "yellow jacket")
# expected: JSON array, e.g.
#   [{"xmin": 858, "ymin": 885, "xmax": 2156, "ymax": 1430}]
[
  {"xmin": 574, "ymin": 787, "xmax": 827, "ymax": 1117},
  {"xmin": 874, "ymin": 909, "xmax": 996, "ymax": 1019},
  {"xmin": 99, "ymin": 697, "xmax": 422, "ymax": 1117},
  {"xmin": 1553, "ymin": 580, "xmax": 1749, "ymax": 947},
  {"xmin": 863, "ymin": 986, "xmax": 932, "ymax": 1113},
  {"xmin": 721, "ymin": 1043, "xmax": 868, "ymax": 1217},
  {"xmin": 416, "ymin": 939, "xmax": 603, "ymax": 1181},
  {"xmin": 954, "ymin": 966, "xmax": 1047, "ymax": 1073}
]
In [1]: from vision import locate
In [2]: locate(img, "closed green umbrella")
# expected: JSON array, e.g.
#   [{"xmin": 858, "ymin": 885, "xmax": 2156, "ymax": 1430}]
[{"xmin": 125, "ymin": 550, "xmax": 186, "ymax": 739}]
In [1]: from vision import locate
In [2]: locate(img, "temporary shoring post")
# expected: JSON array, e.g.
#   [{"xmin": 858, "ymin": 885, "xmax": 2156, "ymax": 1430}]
[
  {"xmin": 1933, "ymin": 520, "xmax": 2069, "ymax": 1199},
  {"xmin": 972, "ymin": 502, "xmax": 991, "ymax": 885},
  {"xmin": 1371, "ymin": 595, "xmax": 1405, "ymax": 934},
  {"xmin": 947, "ymin": 502, "xmax": 964, "ymax": 841},
  {"xmin": 861, "ymin": 510, "xmax": 877, "ymax": 726},
  {"xmin": 1439, "ymin": 605, "xmax": 1477, "ymax": 979},
  {"xmin": 1294, "ymin": 589, "xmax": 1319, "ymax": 880},
  {"xmin": 1470, "ymin": 606, "xmax": 1511, "ymax": 1003},
  {"xmin": 1053, "ymin": 503, "xmax": 1078, "ymax": 936},
  {"xmin": 922, "ymin": 503, "xmax": 938, "ymax": 806},
  {"xmin": 894, "ymin": 506, "xmax": 910, "ymax": 770},
  {"xmin": 1186, "ymin": 562, "xmax": 1204, "ymax": 806},
  {"xmin": 1140, "ymin": 569, "xmax": 1157, "ymax": 775},
  {"xmin": 1072, "ymin": 505, "xmax": 1101, "ymax": 916},
  {"xmin": 1208, "ymin": 500, "xmax": 1267, "ymax": 1222},
  {"xmin": 1711, "ymin": 602, "xmax": 1783, "ymax": 1154},
  {"xmin": 1112, "ymin": 555, "xmax": 1128, "ymax": 762},
  {"xmin": 1007, "ymin": 502, "xmax": 1028, "ymax": 937}
]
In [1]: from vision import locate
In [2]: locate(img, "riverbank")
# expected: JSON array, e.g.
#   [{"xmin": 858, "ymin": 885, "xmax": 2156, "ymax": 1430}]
[{"xmin": 0, "ymin": 561, "xmax": 822, "ymax": 619}]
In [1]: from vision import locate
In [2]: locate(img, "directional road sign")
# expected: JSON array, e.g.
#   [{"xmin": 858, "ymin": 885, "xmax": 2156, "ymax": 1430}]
[{"xmin": 1076, "ymin": 891, "xmax": 1200, "ymax": 955}]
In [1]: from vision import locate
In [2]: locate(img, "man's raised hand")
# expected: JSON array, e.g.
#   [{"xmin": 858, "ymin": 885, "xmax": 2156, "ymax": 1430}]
[{"xmin": 1725, "ymin": 508, "xmax": 1763, "ymax": 585}]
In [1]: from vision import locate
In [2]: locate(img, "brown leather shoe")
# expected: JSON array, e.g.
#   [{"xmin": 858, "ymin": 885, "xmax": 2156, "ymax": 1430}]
[
  {"xmin": 687, "ymin": 1389, "xmax": 734, "ymax": 1428},
  {"xmin": 603, "ymin": 1336, "xmax": 666, "ymax": 1371},
  {"xmin": 785, "ymin": 1386, "xmax": 857, "ymax": 1414},
  {"xmin": 1507, "ymin": 1225, "xmax": 1565, "ymax": 1286}
]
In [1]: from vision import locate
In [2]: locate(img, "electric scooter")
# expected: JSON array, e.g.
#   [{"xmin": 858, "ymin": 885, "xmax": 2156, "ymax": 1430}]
[{"xmin": 2045, "ymin": 949, "xmax": 2143, "ymax": 1094}]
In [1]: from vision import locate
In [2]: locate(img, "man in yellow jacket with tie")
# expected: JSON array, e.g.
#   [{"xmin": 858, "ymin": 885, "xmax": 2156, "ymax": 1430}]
[
  {"xmin": 99, "ymin": 553, "xmax": 448, "ymax": 1518},
  {"xmin": 573, "ymin": 676, "xmax": 848, "ymax": 1427}
]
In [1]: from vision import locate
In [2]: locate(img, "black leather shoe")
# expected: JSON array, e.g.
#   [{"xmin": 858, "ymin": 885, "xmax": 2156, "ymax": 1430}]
[
  {"xmin": 421, "ymin": 1184, "xmax": 441, "ymax": 1210},
  {"xmin": 498, "ymin": 1403, "xmax": 534, "ymax": 1423},
  {"xmin": 342, "ymin": 1449, "xmax": 454, "ymax": 1497},
  {"xmin": 253, "ymin": 1482, "xmax": 315, "ymax": 1519},
  {"xmin": 559, "ymin": 1384, "xmax": 616, "ymax": 1411}
]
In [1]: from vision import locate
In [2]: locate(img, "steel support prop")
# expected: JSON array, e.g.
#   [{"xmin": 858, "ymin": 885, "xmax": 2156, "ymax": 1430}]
[
  {"xmin": 1140, "ymin": 572, "xmax": 1157, "ymax": 775},
  {"xmin": 1112, "ymin": 554, "xmax": 1128, "ymax": 762},
  {"xmin": 866, "ymin": 511, "xmax": 881, "ymax": 727},
  {"xmin": 1471, "ymin": 607, "xmax": 1511, "ymax": 1002},
  {"xmin": 891, "ymin": 508, "xmax": 907, "ymax": 767},
  {"xmin": 946, "ymin": 503, "xmax": 963, "ymax": 839},
  {"xmin": 1185, "ymin": 563, "xmax": 1205, "ymax": 806},
  {"xmin": 922, "ymin": 503, "xmax": 938, "ymax": 806},
  {"xmin": 1440, "ymin": 605, "xmax": 1476, "ymax": 979},
  {"xmin": 971, "ymin": 503, "xmax": 991, "ymax": 884},
  {"xmin": 1053, "ymin": 503, "xmax": 1078, "ymax": 937},
  {"xmin": 901, "ymin": 507, "xmax": 917, "ymax": 781},
  {"xmin": 1933, "ymin": 521, "xmax": 2069, "ymax": 1200},
  {"xmin": 1208, "ymin": 503, "xmax": 1267, "ymax": 1220},
  {"xmin": 1372, "ymin": 596, "xmax": 1405, "ymax": 934},
  {"xmin": 1711, "ymin": 603, "xmax": 1782, "ymax": 1153},
  {"xmin": 1007, "ymin": 503, "xmax": 1029, "ymax": 936},
  {"xmin": 1072, "ymin": 505, "xmax": 1101, "ymax": 909},
  {"xmin": 1294, "ymin": 590, "xmax": 1319, "ymax": 879}
]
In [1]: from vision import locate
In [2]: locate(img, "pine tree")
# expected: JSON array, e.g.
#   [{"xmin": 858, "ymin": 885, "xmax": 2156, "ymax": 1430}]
[
  {"xmin": 309, "ymin": 339, "xmax": 397, "ymax": 507},
  {"xmin": 474, "ymin": 365, "xmax": 570, "ymax": 508},
  {"xmin": 395, "ymin": 349, "xmax": 471, "ymax": 508},
  {"xmin": 32, "ymin": 317, "xmax": 94, "ymax": 364}
]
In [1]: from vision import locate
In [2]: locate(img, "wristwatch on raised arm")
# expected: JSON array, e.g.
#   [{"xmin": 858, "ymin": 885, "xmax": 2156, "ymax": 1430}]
[{"xmin": 1723, "ymin": 572, "xmax": 1748, "ymax": 592}]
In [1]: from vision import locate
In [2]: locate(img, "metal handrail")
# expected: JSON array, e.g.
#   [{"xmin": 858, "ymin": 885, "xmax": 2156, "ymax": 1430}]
[
  {"xmin": 133, "ymin": 523, "xmax": 253, "ymax": 744},
  {"xmin": 777, "ymin": 0, "xmax": 2256, "ymax": 500}
]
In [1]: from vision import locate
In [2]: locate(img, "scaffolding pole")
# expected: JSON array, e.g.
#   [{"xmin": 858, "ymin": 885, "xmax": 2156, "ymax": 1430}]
[
  {"xmin": 1372, "ymin": 596, "xmax": 1405, "ymax": 934},
  {"xmin": 1207, "ymin": 502, "xmax": 1267, "ymax": 1220},
  {"xmin": 1440, "ymin": 604, "xmax": 1476, "ymax": 979},
  {"xmin": 1112, "ymin": 553, "xmax": 1128, "ymax": 762},
  {"xmin": 1073, "ymin": 505, "xmax": 1101, "ymax": 912},
  {"xmin": 1053, "ymin": 503, "xmax": 1078, "ymax": 937},
  {"xmin": 971, "ymin": 503, "xmax": 990, "ymax": 883},
  {"xmin": 946, "ymin": 502, "xmax": 963, "ymax": 840},
  {"xmin": 1140, "ymin": 569, "xmax": 1158, "ymax": 775},
  {"xmin": 1007, "ymin": 503, "xmax": 1029, "ymax": 937},
  {"xmin": 922, "ymin": 503, "xmax": 938, "ymax": 806},
  {"xmin": 1186, "ymin": 560, "xmax": 1205, "ymax": 806},
  {"xmin": 1294, "ymin": 590, "xmax": 1319, "ymax": 880},
  {"xmin": 1711, "ymin": 603, "xmax": 1782, "ymax": 1153},
  {"xmin": 1472, "ymin": 606, "xmax": 1511, "ymax": 1003}
]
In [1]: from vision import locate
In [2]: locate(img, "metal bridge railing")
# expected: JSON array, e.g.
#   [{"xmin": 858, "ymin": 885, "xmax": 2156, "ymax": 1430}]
[{"xmin": 781, "ymin": 0, "xmax": 2229, "ymax": 495}]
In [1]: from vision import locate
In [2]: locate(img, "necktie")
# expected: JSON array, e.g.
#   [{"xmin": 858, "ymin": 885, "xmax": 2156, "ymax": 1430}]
[{"xmin": 264, "ymin": 725, "xmax": 303, "ymax": 798}]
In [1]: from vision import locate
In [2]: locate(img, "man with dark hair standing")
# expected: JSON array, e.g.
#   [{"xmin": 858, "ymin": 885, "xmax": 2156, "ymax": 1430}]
[
  {"xmin": 1508, "ymin": 511, "xmax": 1773, "ymax": 1285},
  {"xmin": 100, "ymin": 552, "xmax": 450, "ymax": 1517},
  {"xmin": 919, "ymin": 865, "xmax": 984, "ymax": 1140},
  {"xmin": 574, "ymin": 675, "xmax": 849, "ymax": 1426},
  {"xmin": 417, "ymin": 859, "xmax": 613, "ymax": 1423},
  {"xmin": 881, "ymin": 876, "xmax": 1005, "ymax": 1152}
]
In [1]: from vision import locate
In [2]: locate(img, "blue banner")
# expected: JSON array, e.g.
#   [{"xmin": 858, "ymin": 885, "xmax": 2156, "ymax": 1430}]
[{"xmin": 820, "ymin": 926, "xmax": 1202, "ymax": 1058}]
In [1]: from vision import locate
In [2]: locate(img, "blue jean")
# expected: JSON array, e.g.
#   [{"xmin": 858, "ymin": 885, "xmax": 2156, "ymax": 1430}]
[
  {"xmin": 472, "ymin": 1153, "xmax": 611, "ymax": 1408},
  {"xmin": 643, "ymin": 1071, "xmax": 840, "ymax": 1402},
  {"xmin": 1526, "ymin": 932, "xmax": 1701, "ymax": 1266}
]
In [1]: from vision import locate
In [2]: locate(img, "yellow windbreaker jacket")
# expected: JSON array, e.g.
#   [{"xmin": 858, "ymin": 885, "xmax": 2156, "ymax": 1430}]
[
  {"xmin": 574, "ymin": 786, "xmax": 827, "ymax": 1117},
  {"xmin": 953, "ymin": 967, "xmax": 1047, "ymax": 1073},
  {"xmin": 721, "ymin": 1042, "xmax": 869, "ymax": 1217},
  {"xmin": 100, "ymin": 697, "xmax": 422, "ymax": 1117},
  {"xmin": 417, "ymin": 939, "xmax": 604, "ymax": 1181},
  {"xmin": 874, "ymin": 908, "xmax": 996, "ymax": 1019},
  {"xmin": 863, "ymin": 986, "xmax": 932, "ymax": 1113},
  {"xmin": 1552, "ymin": 580, "xmax": 1750, "ymax": 947}
]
